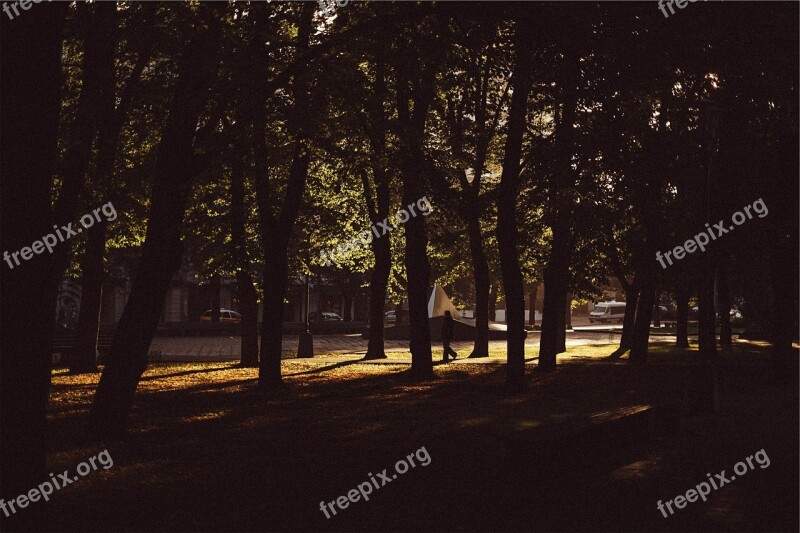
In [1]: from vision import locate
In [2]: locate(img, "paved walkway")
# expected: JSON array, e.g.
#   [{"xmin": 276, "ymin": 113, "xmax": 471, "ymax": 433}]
[{"xmin": 148, "ymin": 331, "xmax": 682, "ymax": 362}]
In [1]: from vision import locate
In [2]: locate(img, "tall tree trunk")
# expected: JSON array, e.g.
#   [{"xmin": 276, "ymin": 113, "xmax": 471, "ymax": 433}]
[
  {"xmin": 50, "ymin": 3, "xmax": 108, "ymax": 292},
  {"xmin": 675, "ymin": 287, "xmax": 690, "ymax": 348},
  {"xmin": 496, "ymin": 14, "xmax": 531, "ymax": 393},
  {"xmin": 362, "ymin": 46, "xmax": 391, "ymax": 360},
  {"xmin": 90, "ymin": 8, "xmax": 222, "ymax": 437},
  {"xmin": 362, "ymin": 44, "xmax": 391, "ymax": 360},
  {"xmin": 467, "ymin": 208, "xmax": 490, "ymax": 358},
  {"xmin": 259, "ymin": 240, "xmax": 290, "ymax": 389},
  {"xmin": 72, "ymin": 224, "xmax": 106, "ymax": 373},
  {"xmin": 72, "ymin": 4, "xmax": 153, "ymax": 374},
  {"xmin": 0, "ymin": 2, "xmax": 67, "ymax": 499},
  {"xmin": 365, "ymin": 234, "xmax": 391, "ymax": 359},
  {"xmin": 395, "ymin": 46, "xmax": 437, "ymax": 380},
  {"xmin": 539, "ymin": 44, "xmax": 579, "ymax": 370},
  {"xmin": 540, "ymin": 225, "xmax": 569, "ymax": 367},
  {"xmin": 717, "ymin": 263, "xmax": 732, "ymax": 346},
  {"xmin": 230, "ymin": 159, "xmax": 259, "ymax": 367},
  {"xmin": 255, "ymin": 3, "xmax": 316, "ymax": 391}
]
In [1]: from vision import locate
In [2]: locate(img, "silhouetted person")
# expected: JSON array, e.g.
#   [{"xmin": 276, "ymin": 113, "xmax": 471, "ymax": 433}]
[{"xmin": 442, "ymin": 310, "xmax": 458, "ymax": 362}]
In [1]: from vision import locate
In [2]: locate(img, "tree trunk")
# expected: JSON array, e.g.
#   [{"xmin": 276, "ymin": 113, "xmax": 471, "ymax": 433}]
[
  {"xmin": 629, "ymin": 271, "xmax": 656, "ymax": 364},
  {"xmin": 0, "ymin": 2, "xmax": 67, "ymax": 498},
  {"xmin": 254, "ymin": 3, "xmax": 316, "ymax": 391},
  {"xmin": 540, "ymin": 225, "xmax": 569, "ymax": 368},
  {"xmin": 365, "ymin": 237, "xmax": 391, "ymax": 359},
  {"xmin": 90, "ymin": 8, "xmax": 222, "ymax": 437},
  {"xmin": 71, "ymin": 224, "xmax": 106, "ymax": 373},
  {"xmin": 675, "ymin": 287, "xmax": 690, "ymax": 348},
  {"xmin": 259, "ymin": 241, "xmax": 289, "ymax": 389},
  {"xmin": 529, "ymin": 282, "xmax": 539, "ymax": 327},
  {"xmin": 496, "ymin": 14, "xmax": 531, "ymax": 393},
  {"xmin": 652, "ymin": 290, "xmax": 661, "ymax": 327},
  {"xmin": 467, "ymin": 209, "xmax": 490, "ymax": 358},
  {"xmin": 618, "ymin": 282, "xmax": 639, "ymax": 353},
  {"xmin": 237, "ymin": 271, "xmax": 259, "ymax": 367},
  {"xmin": 717, "ymin": 263, "xmax": 732, "ymax": 346},
  {"xmin": 363, "ymin": 44, "xmax": 391, "ymax": 360},
  {"xmin": 697, "ymin": 255, "xmax": 718, "ymax": 359},
  {"xmin": 395, "ymin": 48, "xmax": 437, "ymax": 380},
  {"xmin": 539, "ymin": 43, "xmax": 579, "ymax": 369},
  {"xmin": 50, "ymin": 3, "xmax": 110, "ymax": 289},
  {"xmin": 72, "ymin": 3, "xmax": 151, "ymax": 374},
  {"xmin": 230, "ymin": 158, "xmax": 259, "ymax": 366},
  {"xmin": 489, "ymin": 283, "xmax": 498, "ymax": 322}
]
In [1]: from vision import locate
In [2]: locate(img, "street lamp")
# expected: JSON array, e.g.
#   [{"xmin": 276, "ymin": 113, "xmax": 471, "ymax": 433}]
[{"xmin": 298, "ymin": 270, "xmax": 314, "ymax": 358}]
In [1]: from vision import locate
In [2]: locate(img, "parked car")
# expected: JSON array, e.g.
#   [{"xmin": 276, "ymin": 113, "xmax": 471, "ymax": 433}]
[
  {"xmin": 385, "ymin": 310, "xmax": 396, "ymax": 323},
  {"xmin": 589, "ymin": 301, "xmax": 626, "ymax": 323},
  {"xmin": 200, "ymin": 309, "xmax": 241, "ymax": 322},
  {"xmin": 309, "ymin": 312, "xmax": 343, "ymax": 322}
]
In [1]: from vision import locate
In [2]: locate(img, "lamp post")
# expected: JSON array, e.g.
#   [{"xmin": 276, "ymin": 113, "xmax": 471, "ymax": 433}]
[{"xmin": 298, "ymin": 270, "xmax": 314, "ymax": 358}]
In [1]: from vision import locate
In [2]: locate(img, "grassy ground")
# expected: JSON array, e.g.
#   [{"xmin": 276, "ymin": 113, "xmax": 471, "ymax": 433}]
[{"xmin": 10, "ymin": 342, "xmax": 799, "ymax": 532}]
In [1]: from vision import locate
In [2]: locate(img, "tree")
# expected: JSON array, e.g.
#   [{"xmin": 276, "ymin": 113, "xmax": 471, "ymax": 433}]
[
  {"xmin": 497, "ymin": 11, "xmax": 532, "ymax": 393},
  {"xmin": 91, "ymin": 4, "xmax": 223, "ymax": 436},
  {"xmin": 0, "ymin": 1, "xmax": 68, "ymax": 498}
]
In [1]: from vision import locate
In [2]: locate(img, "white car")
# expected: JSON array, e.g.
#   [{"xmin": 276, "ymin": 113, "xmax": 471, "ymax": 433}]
[{"xmin": 589, "ymin": 301, "xmax": 626, "ymax": 323}]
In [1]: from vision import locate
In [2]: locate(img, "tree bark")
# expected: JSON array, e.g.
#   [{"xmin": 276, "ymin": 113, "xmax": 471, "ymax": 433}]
[
  {"xmin": 618, "ymin": 281, "xmax": 639, "ymax": 354},
  {"xmin": 540, "ymin": 224, "xmax": 569, "ymax": 367},
  {"xmin": 230, "ymin": 159, "xmax": 259, "ymax": 367},
  {"xmin": 72, "ymin": 224, "xmax": 106, "ymax": 373},
  {"xmin": 652, "ymin": 290, "xmax": 661, "ymax": 327},
  {"xmin": 529, "ymin": 283, "xmax": 539, "ymax": 327},
  {"xmin": 72, "ymin": 4, "xmax": 153, "ymax": 374},
  {"xmin": 489, "ymin": 282, "xmax": 498, "ymax": 322},
  {"xmin": 90, "ymin": 7, "xmax": 222, "ymax": 437},
  {"xmin": 50, "ymin": 3, "xmax": 109, "ymax": 291},
  {"xmin": 395, "ymin": 46, "xmax": 437, "ymax": 380},
  {"xmin": 539, "ymin": 44, "xmax": 580, "ymax": 370},
  {"xmin": 629, "ymin": 277, "xmax": 656, "ymax": 364},
  {"xmin": 496, "ymin": 14, "xmax": 531, "ymax": 392},
  {"xmin": 0, "ymin": 2, "xmax": 67, "ymax": 499},
  {"xmin": 255, "ymin": 3, "xmax": 316, "ymax": 391},
  {"xmin": 467, "ymin": 203, "xmax": 490, "ymax": 358}
]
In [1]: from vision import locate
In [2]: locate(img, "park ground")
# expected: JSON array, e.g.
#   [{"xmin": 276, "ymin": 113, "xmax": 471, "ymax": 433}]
[{"xmin": 12, "ymin": 341, "xmax": 800, "ymax": 531}]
